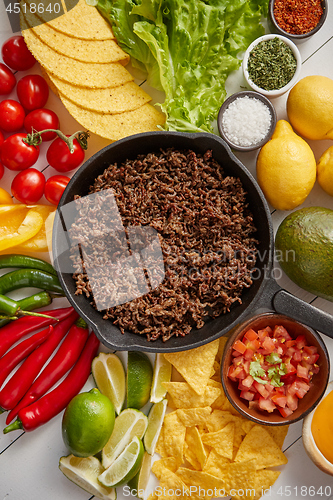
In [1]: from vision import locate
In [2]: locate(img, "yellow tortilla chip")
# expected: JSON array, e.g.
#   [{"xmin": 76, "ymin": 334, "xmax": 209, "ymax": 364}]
[
  {"xmin": 176, "ymin": 407, "xmax": 212, "ymax": 427},
  {"xmin": 162, "ymin": 382, "xmax": 221, "ymax": 409},
  {"xmin": 241, "ymin": 421, "xmax": 289, "ymax": 450},
  {"xmin": 183, "ymin": 441, "xmax": 201, "ymax": 471},
  {"xmin": 58, "ymin": 96, "xmax": 165, "ymax": 141},
  {"xmin": 253, "ymin": 470, "xmax": 281, "ymax": 500},
  {"xmin": 185, "ymin": 427, "xmax": 207, "ymax": 469},
  {"xmin": 163, "ymin": 412, "xmax": 186, "ymax": 462},
  {"xmin": 176, "ymin": 468, "xmax": 220, "ymax": 500},
  {"xmin": 201, "ymin": 422, "xmax": 234, "ymax": 460},
  {"xmin": 46, "ymin": 73, "xmax": 151, "ymax": 113},
  {"xmin": 23, "ymin": 0, "xmax": 114, "ymax": 40},
  {"xmin": 157, "ymin": 469, "xmax": 191, "ymax": 500},
  {"xmin": 203, "ymin": 448, "xmax": 230, "ymax": 477},
  {"xmin": 152, "ymin": 457, "xmax": 181, "ymax": 480},
  {"xmin": 155, "ymin": 426, "xmax": 168, "ymax": 458},
  {"xmin": 20, "ymin": 23, "xmax": 133, "ymax": 89},
  {"xmin": 234, "ymin": 425, "xmax": 288, "ymax": 469},
  {"xmin": 164, "ymin": 339, "xmax": 220, "ymax": 395}
]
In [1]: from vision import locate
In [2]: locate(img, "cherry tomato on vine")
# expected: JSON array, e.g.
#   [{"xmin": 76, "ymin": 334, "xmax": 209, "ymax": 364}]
[
  {"xmin": 1, "ymin": 36, "xmax": 36, "ymax": 71},
  {"xmin": 44, "ymin": 175, "xmax": 70, "ymax": 205},
  {"xmin": 17, "ymin": 75, "xmax": 49, "ymax": 111},
  {"xmin": 0, "ymin": 99, "xmax": 25, "ymax": 132},
  {"xmin": 47, "ymin": 136, "xmax": 85, "ymax": 172},
  {"xmin": 24, "ymin": 108, "xmax": 59, "ymax": 141},
  {"xmin": 1, "ymin": 133, "xmax": 40, "ymax": 171},
  {"xmin": 11, "ymin": 168, "xmax": 45, "ymax": 204},
  {"xmin": 0, "ymin": 63, "xmax": 16, "ymax": 95}
]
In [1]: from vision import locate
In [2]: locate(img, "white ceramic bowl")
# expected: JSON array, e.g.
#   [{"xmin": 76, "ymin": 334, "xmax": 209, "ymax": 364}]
[
  {"xmin": 302, "ymin": 380, "xmax": 333, "ymax": 476},
  {"xmin": 242, "ymin": 34, "xmax": 302, "ymax": 98}
]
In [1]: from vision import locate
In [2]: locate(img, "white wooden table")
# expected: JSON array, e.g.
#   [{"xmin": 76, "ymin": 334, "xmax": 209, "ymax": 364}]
[{"xmin": 1, "ymin": 2, "xmax": 333, "ymax": 499}]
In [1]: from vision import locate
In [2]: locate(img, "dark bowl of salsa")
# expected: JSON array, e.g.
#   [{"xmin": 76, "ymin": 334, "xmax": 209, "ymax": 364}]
[
  {"xmin": 268, "ymin": 0, "xmax": 328, "ymax": 44},
  {"xmin": 221, "ymin": 312, "xmax": 329, "ymax": 425}
]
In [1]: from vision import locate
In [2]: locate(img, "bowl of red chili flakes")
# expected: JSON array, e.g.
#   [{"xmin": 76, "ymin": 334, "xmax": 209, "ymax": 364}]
[
  {"xmin": 268, "ymin": 0, "xmax": 328, "ymax": 43},
  {"xmin": 221, "ymin": 312, "xmax": 329, "ymax": 425}
]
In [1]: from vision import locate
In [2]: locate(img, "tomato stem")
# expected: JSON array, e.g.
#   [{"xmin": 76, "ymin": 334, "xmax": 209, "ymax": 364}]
[{"xmin": 23, "ymin": 129, "xmax": 89, "ymax": 153}]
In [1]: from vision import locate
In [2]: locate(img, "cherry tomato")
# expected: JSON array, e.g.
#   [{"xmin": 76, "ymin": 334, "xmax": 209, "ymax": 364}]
[
  {"xmin": 0, "ymin": 130, "xmax": 4, "ymax": 150},
  {"xmin": 17, "ymin": 75, "xmax": 49, "ymax": 111},
  {"xmin": 24, "ymin": 108, "xmax": 59, "ymax": 141},
  {"xmin": 1, "ymin": 36, "xmax": 36, "ymax": 71},
  {"xmin": 44, "ymin": 175, "xmax": 70, "ymax": 205},
  {"xmin": 0, "ymin": 161, "xmax": 4, "ymax": 181},
  {"xmin": 11, "ymin": 168, "xmax": 45, "ymax": 204},
  {"xmin": 0, "ymin": 63, "xmax": 16, "ymax": 95},
  {"xmin": 0, "ymin": 99, "xmax": 25, "ymax": 132},
  {"xmin": 1, "ymin": 133, "xmax": 40, "ymax": 171},
  {"xmin": 47, "ymin": 136, "xmax": 85, "ymax": 172}
]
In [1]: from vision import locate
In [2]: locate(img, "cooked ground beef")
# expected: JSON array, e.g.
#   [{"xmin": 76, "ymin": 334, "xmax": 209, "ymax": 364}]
[{"xmin": 70, "ymin": 148, "xmax": 258, "ymax": 342}]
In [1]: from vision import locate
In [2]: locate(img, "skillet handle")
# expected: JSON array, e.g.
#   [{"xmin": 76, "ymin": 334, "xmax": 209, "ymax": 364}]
[{"xmin": 273, "ymin": 289, "xmax": 333, "ymax": 339}]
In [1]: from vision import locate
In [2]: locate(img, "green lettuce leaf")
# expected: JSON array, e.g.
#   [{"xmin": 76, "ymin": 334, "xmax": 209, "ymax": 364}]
[{"xmin": 96, "ymin": 0, "xmax": 268, "ymax": 132}]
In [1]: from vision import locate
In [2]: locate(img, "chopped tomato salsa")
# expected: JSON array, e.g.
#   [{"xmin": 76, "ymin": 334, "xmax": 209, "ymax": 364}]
[{"xmin": 228, "ymin": 324, "xmax": 320, "ymax": 416}]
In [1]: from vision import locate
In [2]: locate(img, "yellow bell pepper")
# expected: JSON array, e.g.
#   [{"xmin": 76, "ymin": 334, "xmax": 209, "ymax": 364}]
[{"xmin": 0, "ymin": 206, "xmax": 44, "ymax": 252}]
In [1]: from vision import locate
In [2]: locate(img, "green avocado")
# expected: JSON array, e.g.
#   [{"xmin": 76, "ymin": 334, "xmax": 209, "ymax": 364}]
[{"xmin": 275, "ymin": 206, "xmax": 333, "ymax": 301}]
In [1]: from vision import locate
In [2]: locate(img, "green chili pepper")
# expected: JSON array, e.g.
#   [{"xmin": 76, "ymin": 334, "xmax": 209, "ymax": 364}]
[
  {"xmin": 0, "ymin": 254, "xmax": 57, "ymax": 276},
  {"xmin": 0, "ymin": 292, "xmax": 52, "ymax": 328},
  {"xmin": 0, "ymin": 269, "xmax": 64, "ymax": 296},
  {"xmin": 0, "ymin": 295, "xmax": 20, "ymax": 316}
]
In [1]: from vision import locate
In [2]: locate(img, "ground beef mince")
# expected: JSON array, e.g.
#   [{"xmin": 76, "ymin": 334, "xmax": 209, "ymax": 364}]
[{"xmin": 70, "ymin": 148, "xmax": 258, "ymax": 342}]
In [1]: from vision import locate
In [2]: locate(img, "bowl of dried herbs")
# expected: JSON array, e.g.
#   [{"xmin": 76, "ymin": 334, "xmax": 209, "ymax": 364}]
[{"xmin": 242, "ymin": 34, "xmax": 302, "ymax": 98}]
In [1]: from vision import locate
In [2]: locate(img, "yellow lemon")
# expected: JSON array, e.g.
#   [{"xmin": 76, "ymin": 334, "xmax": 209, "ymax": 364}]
[
  {"xmin": 287, "ymin": 75, "xmax": 333, "ymax": 140},
  {"xmin": 256, "ymin": 120, "xmax": 316, "ymax": 210},
  {"xmin": 317, "ymin": 145, "xmax": 333, "ymax": 197}
]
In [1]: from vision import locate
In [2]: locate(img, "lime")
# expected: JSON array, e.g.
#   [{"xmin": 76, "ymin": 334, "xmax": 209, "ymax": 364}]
[
  {"xmin": 144, "ymin": 399, "xmax": 167, "ymax": 455},
  {"xmin": 98, "ymin": 436, "xmax": 144, "ymax": 488},
  {"xmin": 62, "ymin": 388, "xmax": 115, "ymax": 458},
  {"xmin": 59, "ymin": 455, "xmax": 116, "ymax": 500},
  {"xmin": 127, "ymin": 452, "xmax": 152, "ymax": 499},
  {"xmin": 127, "ymin": 352, "xmax": 153, "ymax": 410},
  {"xmin": 102, "ymin": 408, "xmax": 148, "ymax": 469},
  {"xmin": 92, "ymin": 353, "xmax": 126, "ymax": 415},
  {"xmin": 150, "ymin": 354, "xmax": 172, "ymax": 403}
]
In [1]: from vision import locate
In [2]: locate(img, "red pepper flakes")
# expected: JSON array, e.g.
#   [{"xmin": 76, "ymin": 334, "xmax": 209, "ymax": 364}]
[{"xmin": 273, "ymin": 0, "xmax": 323, "ymax": 35}]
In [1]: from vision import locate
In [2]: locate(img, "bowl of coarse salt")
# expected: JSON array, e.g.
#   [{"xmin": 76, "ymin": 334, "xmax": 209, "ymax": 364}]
[{"xmin": 217, "ymin": 91, "xmax": 277, "ymax": 152}]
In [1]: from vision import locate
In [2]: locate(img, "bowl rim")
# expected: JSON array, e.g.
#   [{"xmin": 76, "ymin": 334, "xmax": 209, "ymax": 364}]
[
  {"xmin": 268, "ymin": 0, "xmax": 328, "ymax": 41},
  {"xmin": 242, "ymin": 33, "xmax": 302, "ymax": 97},
  {"xmin": 217, "ymin": 90, "xmax": 277, "ymax": 152},
  {"xmin": 221, "ymin": 312, "xmax": 330, "ymax": 426}
]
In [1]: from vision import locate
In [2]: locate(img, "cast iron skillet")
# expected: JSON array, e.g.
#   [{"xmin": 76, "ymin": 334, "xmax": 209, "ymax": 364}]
[{"xmin": 53, "ymin": 131, "xmax": 333, "ymax": 352}]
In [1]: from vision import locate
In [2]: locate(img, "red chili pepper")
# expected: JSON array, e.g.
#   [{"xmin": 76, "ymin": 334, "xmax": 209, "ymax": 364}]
[
  {"xmin": 0, "ymin": 311, "xmax": 78, "ymax": 411},
  {"xmin": 0, "ymin": 325, "xmax": 53, "ymax": 390},
  {"xmin": 6, "ymin": 317, "xmax": 89, "ymax": 424},
  {"xmin": 0, "ymin": 307, "xmax": 74, "ymax": 359},
  {"xmin": 3, "ymin": 331, "xmax": 99, "ymax": 433}
]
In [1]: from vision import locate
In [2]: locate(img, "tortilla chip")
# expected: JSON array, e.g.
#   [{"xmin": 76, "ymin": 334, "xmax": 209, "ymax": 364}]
[
  {"xmin": 152, "ymin": 457, "xmax": 181, "ymax": 479},
  {"xmin": 201, "ymin": 422, "xmax": 234, "ymax": 460},
  {"xmin": 164, "ymin": 339, "xmax": 220, "ymax": 395},
  {"xmin": 241, "ymin": 421, "xmax": 289, "ymax": 450},
  {"xmin": 185, "ymin": 427, "xmax": 207, "ymax": 469},
  {"xmin": 253, "ymin": 470, "xmax": 281, "ymax": 500},
  {"xmin": 176, "ymin": 468, "xmax": 221, "ymax": 500},
  {"xmin": 23, "ymin": 0, "xmax": 114, "ymax": 39},
  {"xmin": 176, "ymin": 407, "xmax": 212, "ymax": 427},
  {"xmin": 155, "ymin": 426, "xmax": 168, "ymax": 458},
  {"xmin": 158, "ymin": 470, "xmax": 191, "ymax": 500},
  {"xmin": 163, "ymin": 412, "xmax": 186, "ymax": 462},
  {"xmin": 20, "ymin": 23, "xmax": 133, "ymax": 88},
  {"xmin": 203, "ymin": 448, "xmax": 230, "ymax": 477},
  {"xmin": 234, "ymin": 425, "xmax": 288, "ymax": 469},
  {"xmin": 46, "ymin": 73, "xmax": 151, "ymax": 113},
  {"xmin": 162, "ymin": 382, "xmax": 221, "ymax": 409}
]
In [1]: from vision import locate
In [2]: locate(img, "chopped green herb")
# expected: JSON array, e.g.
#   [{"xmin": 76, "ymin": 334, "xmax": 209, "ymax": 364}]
[
  {"xmin": 250, "ymin": 359, "xmax": 267, "ymax": 384},
  {"xmin": 266, "ymin": 353, "xmax": 282, "ymax": 365},
  {"xmin": 247, "ymin": 37, "xmax": 297, "ymax": 90},
  {"xmin": 267, "ymin": 363, "xmax": 287, "ymax": 387}
]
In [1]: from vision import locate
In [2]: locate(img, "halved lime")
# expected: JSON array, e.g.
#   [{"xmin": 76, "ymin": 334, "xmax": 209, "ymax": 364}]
[
  {"xmin": 127, "ymin": 452, "xmax": 152, "ymax": 499},
  {"xmin": 143, "ymin": 399, "xmax": 167, "ymax": 455},
  {"xmin": 127, "ymin": 352, "xmax": 153, "ymax": 410},
  {"xmin": 59, "ymin": 454, "xmax": 116, "ymax": 500},
  {"xmin": 92, "ymin": 353, "xmax": 126, "ymax": 415},
  {"xmin": 102, "ymin": 408, "xmax": 148, "ymax": 469},
  {"xmin": 150, "ymin": 354, "xmax": 172, "ymax": 403},
  {"xmin": 98, "ymin": 436, "xmax": 144, "ymax": 487}
]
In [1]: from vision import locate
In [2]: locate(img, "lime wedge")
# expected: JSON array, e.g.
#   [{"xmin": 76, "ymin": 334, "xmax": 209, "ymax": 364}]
[
  {"xmin": 127, "ymin": 352, "xmax": 153, "ymax": 410},
  {"xmin": 127, "ymin": 452, "xmax": 152, "ymax": 499},
  {"xmin": 150, "ymin": 354, "xmax": 172, "ymax": 403},
  {"xmin": 59, "ymin": 455, "xmax": 116, "ymax": 500},
  {"xmin": 99, "ymin": 436, "xmax": 144, "ymax": 488},
  {"xmin": 143, "ymin": 399, "xmax": 167, "ymax": 455},
  {"xmin": 92, "ymin": 353, "xmax": 126, "ymax": 415},
  {"xmin": 102, "ymin": 408, "xmax": 148, "ymax": 469},
  {"xmin": 85, "ymin": 0, "xmax": 98, "ymax": 5}
]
